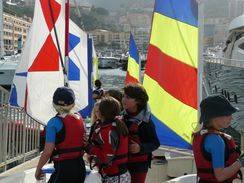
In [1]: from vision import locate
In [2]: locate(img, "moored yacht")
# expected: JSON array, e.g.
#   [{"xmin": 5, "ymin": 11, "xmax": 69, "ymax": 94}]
[
  {"xmin": 0, "ymin": 55, "xmax": 19, "ymax": 89},
  {"xmin": 223, "ymin": 14, "xmax": 244, "ymax": 68},
  {"xmin": 98, "ymin": 56, "xmax": 119, "ymax": 69}
]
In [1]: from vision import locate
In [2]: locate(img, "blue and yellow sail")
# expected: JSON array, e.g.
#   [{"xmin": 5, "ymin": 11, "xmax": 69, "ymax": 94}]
[
  {"xmin": 125, "ymin": 33, "xmax": 140, "ymax": 84},
  {"xmin": 143, "ymin": 0, "xmax": 199, "ymax": 149}
]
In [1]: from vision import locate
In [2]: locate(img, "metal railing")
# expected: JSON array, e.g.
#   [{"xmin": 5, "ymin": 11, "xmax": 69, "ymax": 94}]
[
  {"xmin": 0, "ymin": 87, "xmax": 44, "ymax": 173},
  {"xmin": 204, "ymin": 56, "xmax": 244, "ymax": 68}
]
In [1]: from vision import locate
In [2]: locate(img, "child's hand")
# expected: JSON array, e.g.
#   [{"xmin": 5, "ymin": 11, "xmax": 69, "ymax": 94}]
[{"xmin": 35, "ymin": 168, "xmax": 45, "ymax": 180}]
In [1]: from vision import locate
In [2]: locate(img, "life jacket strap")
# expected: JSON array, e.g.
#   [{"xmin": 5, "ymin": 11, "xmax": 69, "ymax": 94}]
[
  {"xmin": 55, "ymin": 146, "xmax": 84, "ymax": 155},
  {"xmin": 197, "ymin": 167, "xmax": 214, "ymax": 173},
  {"xmin": 113, "ymin": 153, "xmax": 128, "ymax": 160}
]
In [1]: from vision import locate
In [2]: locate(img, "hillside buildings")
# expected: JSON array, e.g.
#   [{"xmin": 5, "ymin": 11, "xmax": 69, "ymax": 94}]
[{"xmin": 3, "ymin": 13, "xmax": 32, "ymax": 54}]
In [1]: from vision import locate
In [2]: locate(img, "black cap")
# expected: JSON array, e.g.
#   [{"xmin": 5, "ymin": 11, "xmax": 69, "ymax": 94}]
[
  {"xmin": 53, "ymin": 87, "xmax": 75, "ymax": 106},
  {"xmin": 200, "ymin": 95, "xmax": 238, "ymax": 123}
]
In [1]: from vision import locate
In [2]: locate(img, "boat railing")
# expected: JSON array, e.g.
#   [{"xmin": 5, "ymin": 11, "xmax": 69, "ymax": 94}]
[
  {"xmin": 0, "ymin": 87, "xmax": 44, "ymax": 173},
  {"xmin": 239, "ymin": 130, "xmax": 244, "ymax": 152},
  {"xmin": 204, "ymin": 55, "xmax": 244, "ymax": 68}
]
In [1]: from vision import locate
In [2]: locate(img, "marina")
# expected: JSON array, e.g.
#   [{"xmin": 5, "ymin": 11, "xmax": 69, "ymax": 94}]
[{"xmin": 1, "ymin": 0, "xmax": 244, "ymax": 183}]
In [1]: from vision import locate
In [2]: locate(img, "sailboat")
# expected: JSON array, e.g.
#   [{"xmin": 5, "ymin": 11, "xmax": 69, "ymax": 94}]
[
  {"xmin": 0, "ymin": 0, "xmax": 97, "ymax": 182},
  {"xmin": 8, "ymin": 0, "xmax": 94, "ymax": 125},
  {"xmin": 143, "ymin": 0, "xmax": 200, "ymax": 181}
]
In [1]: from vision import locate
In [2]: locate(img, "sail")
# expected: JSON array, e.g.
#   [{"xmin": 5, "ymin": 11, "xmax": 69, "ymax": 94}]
[
  {"xmin": 143, "ymin": 0, "xmax": 199, "ymax": 149},
  {"xmin": 78, "ymin": 37, "xmax": 93, "ymax": 118},
  {"xmin": 9, "ymin": 0, "xmax": 91, "ymax": 124},
  {"xmin": 125, "ymin": 33, "xmax": 140, "ymax": 84},
  {"xmin": 68, "ymin": 20, "xmax": 92, "ymax": 118},
  {"xmin": 91, "ymin": 38, "xmax": 99, "ymax": 84}
]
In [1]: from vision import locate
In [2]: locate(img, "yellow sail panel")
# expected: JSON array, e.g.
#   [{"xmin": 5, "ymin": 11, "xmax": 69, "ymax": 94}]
[
  {"xmin": 144, "ymin": 75, "xmax": 198, "ymax": 144},
  {"xmin": 150, "ymin": 13, "xmax": 198, "ymax": 69},
  {"xmin": 127, "ymin": 55, "xmax": 140, "ymax": 81}
]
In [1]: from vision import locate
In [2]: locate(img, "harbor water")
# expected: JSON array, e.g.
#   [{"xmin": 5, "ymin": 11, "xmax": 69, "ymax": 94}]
[{"xmin": 99, "ymin": 68, "xmax": 126, "ymax": 90}]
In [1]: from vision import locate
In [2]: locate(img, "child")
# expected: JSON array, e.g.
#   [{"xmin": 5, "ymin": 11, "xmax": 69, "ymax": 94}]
[
  {"xmin": 35, "ymin": 87, "xmax": 86, "ymax": 183},
  {"xmin": 193, "ymin": 95, "xmax": 243, "ymax": 183},
  {"xmin": 92, "ymin": 79, "xmax": 105, "ymax": 102},
  {"xmin": 94, "ymin": 79, "xmax": 105, "ymax": 96},
  {"xmin": 86, "ymin": 97, "xmax": 131, "ymax": 183},
  {"xmin": 121, "ymin": 83, "xmax": 160, "ymax": 183}
]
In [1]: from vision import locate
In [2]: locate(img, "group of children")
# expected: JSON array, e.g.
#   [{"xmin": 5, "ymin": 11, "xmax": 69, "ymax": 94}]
[
  {"xmin": 35, "ymin": 77, "xmax": 244, "ymax": 183},
  {"xmin": 35, "ymin": 82, "xmax": 160, "ymax": 183}
]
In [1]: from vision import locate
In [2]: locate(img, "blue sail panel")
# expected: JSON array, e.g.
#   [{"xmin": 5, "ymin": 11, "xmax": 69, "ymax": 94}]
[
  {"xmin": 151, "ymin": 112, "xmax": 192, "ymax": 149},
  {"xmin": 154, "ymin": 0, "xmax": 198, "ymax": 27}
]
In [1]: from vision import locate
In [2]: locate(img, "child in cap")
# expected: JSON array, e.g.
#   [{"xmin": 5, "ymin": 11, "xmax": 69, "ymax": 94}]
[
  {"xmin": 35, "ymin": 87, "xmax": 86, "ymax": 183},
  {"xmin": 192, "ymin": 95, "xmax": 243, "ymax": 183}
]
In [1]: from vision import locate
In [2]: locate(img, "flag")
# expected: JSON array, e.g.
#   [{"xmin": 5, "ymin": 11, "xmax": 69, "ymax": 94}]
[
  {"xmin": 143, "ymin": 0, "xmax": 199, "ymax": 149},
  {"xmin": 125, "ymin": 33, "xmax": 140, "ymax": 84}
]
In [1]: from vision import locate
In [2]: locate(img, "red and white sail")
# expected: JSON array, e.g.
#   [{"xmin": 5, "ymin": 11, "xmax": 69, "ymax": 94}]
[{"xmin": 9, "ymin": 0, "xmax": 92, "ymax": 124}]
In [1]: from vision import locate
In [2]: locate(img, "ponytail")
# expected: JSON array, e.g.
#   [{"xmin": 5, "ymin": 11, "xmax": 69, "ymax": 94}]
[{"xmin": 115, "ymin": 118, "xmax": 128, "ymax": 137}]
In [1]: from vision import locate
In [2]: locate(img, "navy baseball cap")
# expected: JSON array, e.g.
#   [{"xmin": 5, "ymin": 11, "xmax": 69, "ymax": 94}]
[
  {"xmin": 200, "ymin": 95, "xmax": 238, "ymax": 123},
  {"xmin": 53, "ymin": 87, "xmax": 75, "ymax": 106}
]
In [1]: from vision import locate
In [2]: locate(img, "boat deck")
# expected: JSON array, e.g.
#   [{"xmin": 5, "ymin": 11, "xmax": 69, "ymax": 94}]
[
  {"xmin": 1, "ymin": 152, "xmax": 244, "ymax": 183},
  {"xmin": 0, "ymin": 151, "xmax": 170, "ymax": 183}
]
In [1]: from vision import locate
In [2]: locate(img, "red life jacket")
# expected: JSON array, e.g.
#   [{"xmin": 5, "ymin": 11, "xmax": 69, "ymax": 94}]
[
  {"xmin": 91, "ymin": 122, "xmax": 128, "ymax": 176},
  {"xmin": 52, "ymin": 114, "xmax": 85, "ymax": 161},
  {"xmin": 192, "ymin": 129, "xmax": 240, "ymax": 182},
  {"xmin": 127, "ymin": 120, "xmax": 148, "ymax": 163}
]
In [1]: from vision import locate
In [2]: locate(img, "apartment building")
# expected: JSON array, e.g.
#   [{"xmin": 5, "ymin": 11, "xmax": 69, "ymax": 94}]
[
  {"xmin": 89, "ymin": 29, "xmax": 130, "ymax": 50},
  {"xmin": 3, "ymin": 13, "xmax": 32, "ymax": 54},
  {"xmin": 89, "ymin": 28, "xmax": 150, "ymax": 53}
]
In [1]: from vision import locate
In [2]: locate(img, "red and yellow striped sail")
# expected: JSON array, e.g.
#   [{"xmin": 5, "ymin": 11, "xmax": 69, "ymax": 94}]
[
  {"xmin": 143, "ymin": 0, "xmax": 198, "ymax": 149},
  {"xmin": 125, "ymin": 33, "xmax": 140, "ymax": 84}
]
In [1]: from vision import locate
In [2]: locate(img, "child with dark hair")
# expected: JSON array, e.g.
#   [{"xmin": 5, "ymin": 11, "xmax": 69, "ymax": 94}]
[
  {"xmin": 121, "ymin": 83, "xmax": 160, "ymax": 183},
  {"xmin": 86, "ymin": 97, "xmax": 131, "ymax": 183},
  {"xmin": 105, "ymin": 89, "xmax": 123, "ymax": 110},
  {"xmin": 94, "ymin": 79, "xmax": 105, "ymax": 96}
]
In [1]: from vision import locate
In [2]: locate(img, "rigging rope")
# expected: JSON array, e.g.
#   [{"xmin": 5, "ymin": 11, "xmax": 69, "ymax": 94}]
[{"xmin": 47, "ymin": 0, "xmax": 68, "ymax": 86}]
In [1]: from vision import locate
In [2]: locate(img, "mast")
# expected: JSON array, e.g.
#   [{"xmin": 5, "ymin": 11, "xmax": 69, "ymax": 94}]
[
  {"xmin": 64, "ymin": 0, "xmax": 70, "ymax": 86},
  {"xmin": 0, "ymin": 0, "xmax": 4, "ymax": 58},
  {"xmin": 198, "ymin": 1, "xmax": 204, "ymax": 115}
]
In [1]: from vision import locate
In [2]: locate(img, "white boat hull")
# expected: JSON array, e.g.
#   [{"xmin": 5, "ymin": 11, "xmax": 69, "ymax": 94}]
[
  {"xmin": 165, "ymin": 174, "xmax": 197, "ymax": 183},
  {"xmin": 0, "ymin": 165, "xmax": 95, "ymax": 183},
  {"xmin": 166, "ymin": 156, "xmax": 196, "ymax": 178}
]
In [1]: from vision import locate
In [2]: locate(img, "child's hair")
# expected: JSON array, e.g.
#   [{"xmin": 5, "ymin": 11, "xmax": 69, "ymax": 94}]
[
  {"xmin": 95, "ymin": 79, "xmax": 102, "ymax": 88},
  {"xmin": 53, "ymin": 103, "xmax": 74, "ymax": 114},
  {"xmin": 123, "ymin": 83, "xmax": 149, "ymax": 112},
  {"xmin": 105, "ymin": 89, "xmax": 123, "ymax": 110},
  {"xmin": 91, "ymin": 101, "xmax": 100, "ymax": 125},
  {"xmin": 99, "ymin": 97, "xmax": 128, "ymax": 136}
]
